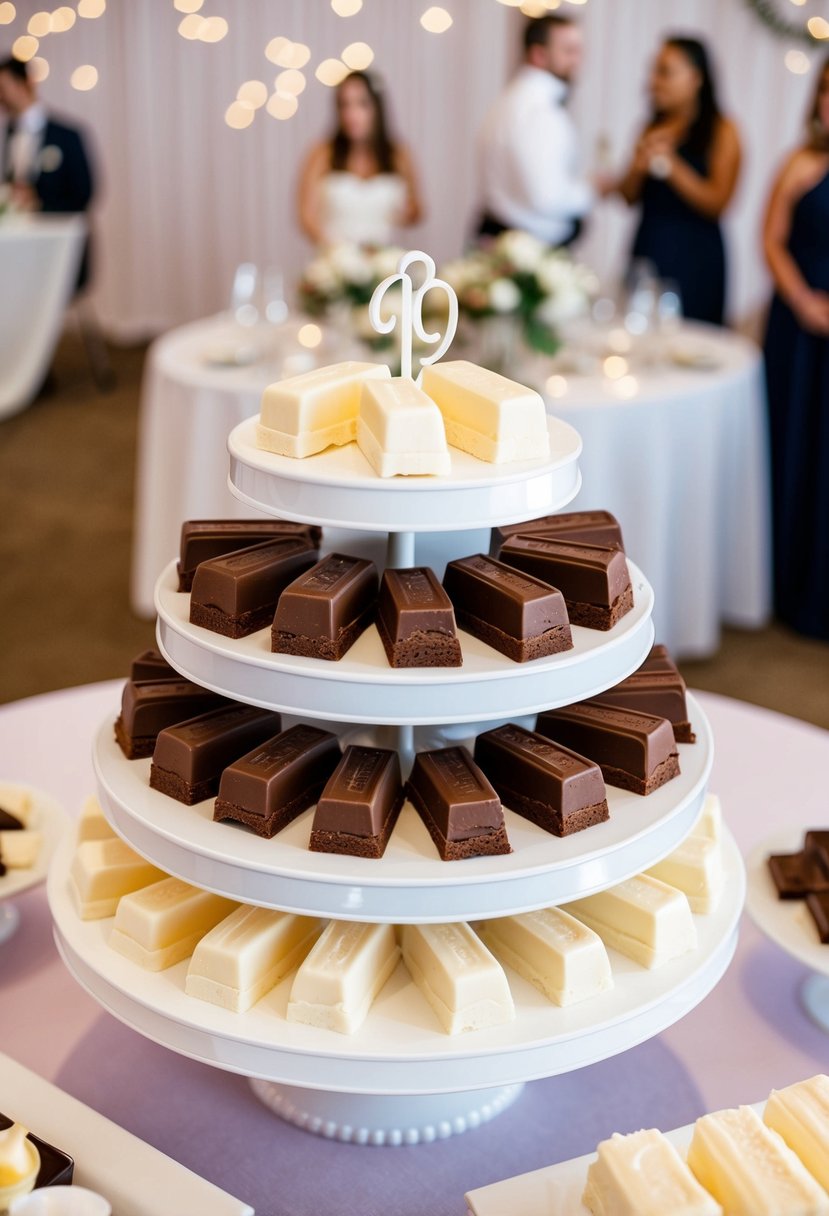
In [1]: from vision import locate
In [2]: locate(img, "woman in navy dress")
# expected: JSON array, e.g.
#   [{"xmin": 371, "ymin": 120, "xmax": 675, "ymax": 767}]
[
  {"xmin": 763, "ymin": 56, "xmax": 829, "ymax": 640},
  {"xmin": 615, "ymin": 38, "xmax": 741, "ymax": 325}
]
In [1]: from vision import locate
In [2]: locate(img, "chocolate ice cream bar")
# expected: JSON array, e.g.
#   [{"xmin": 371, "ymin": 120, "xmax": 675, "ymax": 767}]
[
  {"xmin": 214, "ymin": 724, "xmax": 341, "ymax": 839},
  {"xmin": 177, "ymin": 519, "xmax": 321, "ymax": 591},
  {"xmin": 442, "ymin": 554, "xmax": 572, "ymax": 662},
  {"xmin": 271, "ymin": 553, "xmax": 378, "ymax": 661},
  {"xmin": 591, "ymin": 666, "xmax": 696, "ymax": 743},
  {"xmin": 190, "ymin": 537, "xmax": 318, "ymax": 639},
  {"xmin": 474, "ymin": 723, "xmax": 608, "ymax": 836},
  {"xmin": 768, "ymin": 851, "xmax": 829, "ymax": 899},
  {"xmin": 376, "ymin": 567, "xmax": 462, "ymax": 668},
  {"xmin": 641, "ymin": 642, "xmax": 676, "ymax": 673},
  {"xmin": 499, "ymin": 535, "xmax": 633, "ymax": 630},
  {"xmin": 489, "ymin": 509, "xmax": 624, "ymax": 558},
  {"xmin": 406, "ymin": 746, "xmax": 511, "ymax": 860},
  {"xmin": 310, "ymin": 746, "xmax": 404, "ymax": 859},
  {"xmin": 130, "ymin": 648, "xmax": 178, "ymax": 682},
  {"xmin": 114, "ymin": 679, "xmax": 227, "ymax": 760},
  {"xmin": 537, "ymin": 701, "xmax": 680, "ymax": 796},
  {"xmin": 150, "ymin": 705, "xmax": 282, "ymax": 805},
  {"xmin": 0, "ymin": 1115, "xmax": 74, "ymax": 1189}
]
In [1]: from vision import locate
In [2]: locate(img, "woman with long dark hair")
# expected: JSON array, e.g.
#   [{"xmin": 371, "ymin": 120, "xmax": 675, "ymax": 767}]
[
  {"xmin": 614, "ymin": 37, "xmax": 741, "ymax": 324},
  {"xmin": 297, "ymin": 71, "xmax": 423, "ymax": 247},
  {"xmin": 763, "ymin": 55, "xmax": 829, "ymax": 640}
]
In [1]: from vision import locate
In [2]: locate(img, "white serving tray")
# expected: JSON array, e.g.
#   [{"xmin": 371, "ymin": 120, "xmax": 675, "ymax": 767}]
[
  {"xmin": 745, "ymin": 832, "xmax": 829, "ymax": 978},
  {"xmin": 48, "ymin": 827, "xmax": 743, "ymax": 1095},
  {"xmin": 0, "ymin": 785, "xmax": 67, "ymax": 904},
  {"xmin": 464, "ymin": 1101, "xmax": 764, "ymax": 1215},
  {"xmin": 227, "ymin": 414, "xmax": 582, "ymax": 532},
  {"xmin": 0, "ymin": 1052, "xmax": 254, "ymax": 1216},
  {"xmin": 92, "ymin": 696, "xmax": 712, "ymax": 922},
  {"xmin": 154, "ymin": 559, "xmax": 655, "ymax": 725}
]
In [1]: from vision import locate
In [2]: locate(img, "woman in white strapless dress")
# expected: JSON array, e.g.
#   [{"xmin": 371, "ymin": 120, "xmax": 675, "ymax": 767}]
[{"xmin": 297, "ymin": 71, "xmax": 423, "ymax": 247}]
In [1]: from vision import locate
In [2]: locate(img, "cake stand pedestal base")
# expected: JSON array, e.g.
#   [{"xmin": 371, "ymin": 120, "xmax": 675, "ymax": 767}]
[
  {"xmin": 0, "ymin": 903, "xmax": 20, "ymax": 945},
  {"xmin": 248, "ymin": 1079, "xmax": 525, "ymax": 1146},
  {"xmin": 801, "ymin": 974, "xmax": 829, "ymax": 1034}
]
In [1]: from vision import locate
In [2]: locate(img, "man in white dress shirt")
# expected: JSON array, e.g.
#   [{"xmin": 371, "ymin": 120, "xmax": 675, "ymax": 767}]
[{"xmin": 478, "ymin": 15, "xmax": 593, "ymax": 248}]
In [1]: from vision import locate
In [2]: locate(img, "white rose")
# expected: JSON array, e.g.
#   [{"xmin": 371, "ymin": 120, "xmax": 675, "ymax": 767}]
[
  {"xmin": 536, "ymin": 285, "xmax": 588, "ymax": 327},
  {"xmin": 372, "ymin": 247, "xmax": 405, "ymax": 280},
  {"xmin": 488, "ymin": 277, "xmax": 522, "ymax": 314},
  {"xmin": 495, "ymin": 229, "xmax": 545, "ymax": 273},
  {"xmin": 327, "ymin": 242, "xmax": 372, "ymax": 284},
  {"xmin": 304, "ymin": 258, "xmax": 340, "ymax": 296}
]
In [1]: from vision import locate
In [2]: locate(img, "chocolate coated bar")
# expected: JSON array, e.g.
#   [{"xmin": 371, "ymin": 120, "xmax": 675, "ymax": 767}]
[
  {"xmin": 114, "ymin": 679, "xmax": 227, "ymax": 760},
  {"xmin": 376, "ymin": 567, "xmax": 462, "ymax": 668},
  {"xmin": 489, "ymin": 509, "xmax": 624, "ymax": 557},
  {"xmin": 272, "ymin": 553, "xmax": 378, "ymax": 661},
  {"xmin": 499, "ymin": 535, "xmax": 633, "ymax": 630},
  {"xmin": 150, "ymin": 705, "xmax": 282, "ymax": 805},
  {"xmin": 806, "ymin": 891, "xmax": 829, "ymax": 943},
  {"xmin": 130, "ymin": 648, "xmax": 178, "ymax": 683},
  {"xmin": 768, "ymin": 850, "xmax": 829, "ymax": 899},
  {"xmin": 190, "ymin": 536, "xmax": 318, "ymax": 638},
  {"xmin": 177, "ymin": 519, "xmax": 321, "ymax": 591},
  {"xmin": 406, "ymin": 746, "xmax": 511, "ymax": 860},
  {"xmin": 310, "ymin": 746, "xmax": 404, "ymax": 858},
  {"xmin": 591, "ymin": 660, "xmax": 695, "ymax": 744},
  {"xmin": 537, "ymin": 701, "xmax": 679, "ymax": 796}
]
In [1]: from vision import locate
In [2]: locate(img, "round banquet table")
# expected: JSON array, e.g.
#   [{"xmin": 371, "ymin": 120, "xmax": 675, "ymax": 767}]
[
  {"xmin": 1, "ymin": 682, "xmax": 826, "ymax": 1216},
  {"xmin": 130, "ymin": 316, "xmax": 771, "ymax": 659}
]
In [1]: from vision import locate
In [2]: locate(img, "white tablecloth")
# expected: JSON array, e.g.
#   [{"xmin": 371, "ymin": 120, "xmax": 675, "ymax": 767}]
[
  {"xmin": 131, "ymin": 316, "xmax": 771, "ymax": 657},
  {"xmin": 0, "ymin": 214, "xmax": 86, "ymax": 420}
]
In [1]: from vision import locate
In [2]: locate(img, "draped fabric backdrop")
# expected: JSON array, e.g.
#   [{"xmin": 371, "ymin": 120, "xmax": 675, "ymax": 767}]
[{"xmin": 5, "ymin": 0, "xmax": 823, "ymax": 337}]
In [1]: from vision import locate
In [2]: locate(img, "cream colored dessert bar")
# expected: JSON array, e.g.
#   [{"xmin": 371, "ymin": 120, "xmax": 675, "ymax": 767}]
[
  {"xmin": 583, "ymin": 1128, "xmax": 722, "ymax": 1216},
  {"xmin": 0, "ymin": 783, "xmax": 33, "ymax": 825},
  {"xmin": 764, "ymin": 1074, "xmax": 829, "ymax": 1192},
  {"xmin": 420, "ymin": 360, "xmax": 550, "ymax": 463},
  {"xmin": 691, "ymin": 793, "xmax": 722, "ymax": 842},
  {"xmin": 687, "ymin": 1105, "xmax": 829, "ymax": 1214},
  {"xmin": 565, "ymin": 874, "xmax": 697, "ymax": 969},
  {"xmin": 77, "ymin": 795, "xmax": 116, "ymax": 843},
  {"xmin": 401, "ymin": 922, "xmax": 514, "ymax": 1034},
  {"xmin": 357, "ymin": 376, "xmax": 450, "ymax": 477},
  {"xmin": 479, "ymin": 906, "xmax": 612, "ymax": 1007},
  {"xmin": 109, "ymin": 878, "xmax": 235, "ymax": 971},
  {"xmin": 287, "ymin": 920, "xmax": 398, "ymax": 1034},
  {"xmin": 257, "ymin": 361, "xmax": 390, "ymax": 458},
  {"xmin": 0, "ymin": 830, "xmax": 42, "ymax": 869},
  {"xmin": 646, "ymin": 833, "xmax": 723, "ymax": 914},
  {"xmin": 186, "ymin": 906, "xmax": 322, "ymax": 1012},
  {"xmin": 69, "ymin": 837, "xmax": 166, "ymax": 920}
]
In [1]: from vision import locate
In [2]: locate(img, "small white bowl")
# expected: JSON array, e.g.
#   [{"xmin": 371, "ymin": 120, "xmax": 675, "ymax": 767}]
[{"xmin": 9, "ymin": 1187, "xmax": 111, "ymax": 1216}]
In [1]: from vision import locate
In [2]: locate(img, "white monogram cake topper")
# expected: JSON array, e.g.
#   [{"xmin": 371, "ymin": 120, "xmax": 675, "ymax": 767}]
[{"xmin": 368, "ymin": 250, "xmax": 458, "ymax": 381}]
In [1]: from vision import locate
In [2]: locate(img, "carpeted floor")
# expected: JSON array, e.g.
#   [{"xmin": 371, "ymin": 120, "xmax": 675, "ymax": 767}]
[{"xmin": 1, "ymin": 334, "xmax": 827, "ymax": 728}]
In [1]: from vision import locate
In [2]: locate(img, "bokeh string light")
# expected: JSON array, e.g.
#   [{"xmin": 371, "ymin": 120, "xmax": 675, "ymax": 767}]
[
  {"xmin": 77, "ymin": 0, "xmax": 106, "ymax": 17},
  {"xmin": 28, "ymin": 55, "xmax": 49, "ymax": 80},
  {"xmin": 70, "ymin": 63, "xmax": 98, "ymax": 89},
  {"xmin": 341, "ymin": 41, "xmax": 374, "ymax": 69},
  {"xmin": 50, "ymin": 6, "xmax": 76, "ymax": 31},
  {"xmin": 0, "ymin": 3, "xmax": 16, "ymax": 24},
  {"xmin": 420, "ymin": 6, "xmax": 453, "ymax": 33},
  {"xmin": 315, "ymin": 56, "xmax": 349, "ymax": 86},
  {"xmin": 11, "ymin": 34, "xmax": 38, "ymax": 61},
  {"xmin": 331, "ymin": 0, "xmax": 362, "ymax": 15}
]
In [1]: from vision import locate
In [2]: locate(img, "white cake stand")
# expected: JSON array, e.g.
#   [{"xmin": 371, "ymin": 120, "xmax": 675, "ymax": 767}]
[{"xmin": 745, "ymin": 832, "xmax": 829, "ymax": 1033}]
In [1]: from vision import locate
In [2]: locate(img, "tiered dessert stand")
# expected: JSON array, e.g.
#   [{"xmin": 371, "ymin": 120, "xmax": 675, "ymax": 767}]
[{"xmin": 49, "ymin": 255, "xmax": 745, "ymax": 1144}]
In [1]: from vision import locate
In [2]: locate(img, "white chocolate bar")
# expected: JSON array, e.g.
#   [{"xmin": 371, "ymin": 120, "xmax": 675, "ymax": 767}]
[
  {"xmin": 357, "ymin": 377, "xmax": 450, "ymax": 477},
  {"xmin": 109, "ymin": 878, "xmax": 235, "ymax": 971},
  {"xmin": 691, "ymin": 793, "xmax": 722, "ymax": 842},
  {"xmin": 646, "ymin": 834, "xmax": 723, "ymax": 914},
  {"xmin": 687, "ymin": 1105, "xmax": 829, "ymax": 1214},
  {"xmin": 257, "ymin": 361, "xmax": 391, "ymax": 458},
  {"xmin": 479, "ymin": 906, "xmax": 612, "ymax": 1006},
  {"xmin": 69, "ymin": 837, "xmax": 166, "ymax": 920},
  {"xmin": 764, "ymin": 1075, "xmax": 829, "ymax": 1192},
  {"xmin": 420, "ymin": 360, "xmax": 550, "ymax": 464},
  {"xmin": 0, "ymin": 783, "xmax": 33, "ymax": 826},
  {"xmin": 583, "ymin": 1128, "xmax": 722, "ymax": 1216},
  {"xmin": 287, "ymin": 920, "xmax": 398, "ymax": 1034},
  {"xmin": 0, "ymin": 830, "xmax": 42, "ymax": 869},
  {"xmin": 565, "ymin": 875, "xmax": 697, "ymax": 969},
  {"xmin": 186, "ymin": 906, "xmax": 322, "ymax": 1012},
  {"xmin": 401, "ymin": 922, "xmax": 514, "ymax": 1034},
  {"xmin": 77, "ymin": 795, "xmax": 116, "ymax": 843}
]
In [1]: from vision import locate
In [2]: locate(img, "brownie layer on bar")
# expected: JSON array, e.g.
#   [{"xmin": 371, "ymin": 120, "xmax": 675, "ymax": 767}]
[
  {"xmin": 214, "ymin": 724, "xmax": 340, "ymax": 839},
  {"xmin": 130, "ymin": 649, "xmax": 178, "ymax": 683},
  {"xmin": 150, "ymin": 705, "xmax": 282, "ymax": 805},
  {"xmin": 376, "ymin": 567, "xmax": 462, "ymax": 668},
  {"xmin": 272, "ymin": 553, "xmax": 378, "ymax": 661},
  {"xmin": 177, "ymin": 519, "xmax": 321, "ymax": 592},
  {"xmin": 309, "ymin": 746, "xmax": 404, "ymax": 858},
  {"xmin": 537, "ymin": 701, "xmax": 679, "ymax": 796},
  {"xmin": 190, "ymin": 536, "xmax": 318, "ymax": 639},
  {"xmin": 406, "ymin": 746, "xmax": 512, "ymax": 860},
  {"xmin": 591, "ymin": 653, "xmax": 695, "ymax": 744},
  {"xmin": 442, "ymin": 554, "xmax": 572, "ymax": 663},
  {"xmin": 0, "ymin": 1114, "xmax": 74, "ymax": 1188},
  {"xmin": 489, "ymin": 509, "xmax": 624, "ymax": 558},
  {"xmin": 474, "ymin": 724, "xmax": 608, "ymax": 837},
  {"xmin": 114, "ymin": 679, "xmax": 227, "ymax": 760},
  {"xmin": 499, "ymin": 535, "xmax": 633, "ymax": 631}
]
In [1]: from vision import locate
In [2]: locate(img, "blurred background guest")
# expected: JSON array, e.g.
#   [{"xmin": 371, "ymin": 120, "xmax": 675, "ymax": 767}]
[
  {"xmin": 477, "ymin": 15, "xmax": 593, "ymax": 248},
  {"xmin": 297, "ymin": 70, "xmax": 422, "ymax": 248},
  {"xmin": 763, "ymin": 55, "xmax": 829, "ymax": 641},
  {"xmin": 614, "ymin": 37, "xmax": 740, "ymax": 324}
]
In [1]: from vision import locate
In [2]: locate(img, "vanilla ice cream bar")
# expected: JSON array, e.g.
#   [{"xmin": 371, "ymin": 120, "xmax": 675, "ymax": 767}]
[
  {"xmin": 479, "ymin": 906, "xmax": 612, "ymax": 1006},
  {"xmin": 69, "ymin": 837, "xmax": 166, "ymax": 920},
  {"xmin": 257, "ymin": 361, "xmax": 391, "ymax": 458},
  {"xmin": 186, "ymin": 906, "xmax": 322, "ymax": 1012},
  {"xmin": 420, "ymin": 360, "xmax": 550, "ymax": 463},
  {"xmin": 565, "ymin": 875, "xmax": 697, "ymax": 968},
  {"xmin": 401, "ymin": 921, "xmax": 514, "ymax": 1034},
  {"xmin": 357, "ymin": 376, "xmax": 450, "ymax": 477},
  {"xmin": 691, "ymin": 793, "xmax": 722, "ymax": 842},
  {"xmin": 109, "ymin": 878, "xmax": 235, "ymax": 971},
  {"xmin": 0, "ymin": 783, "xmax": 33, "ymax": 825},
  {"xmin": 287, "ymin": 920, "xmax": 398, "ymax": 1034},
  {"xmin": 646, "ymin": 833, "xmax": 723, "ymax": 914},
  {"xmin": 583, "ymin": 1128, "xmax": 722, "ymax": 1216},
  {"xmin": 77, "ymin": 795, "xmax": 115, "ymax": 843},
  {"xmin": 687, "ymin": 1105, "xmax": 829, "ymax": 1214},
  {"xmin": 0, "ymin": 830, "xmax": 41, "ymax": 869},
  {"xmin": 764, "ymin": 1075, "xmax": 829, "ymax": 1192}
]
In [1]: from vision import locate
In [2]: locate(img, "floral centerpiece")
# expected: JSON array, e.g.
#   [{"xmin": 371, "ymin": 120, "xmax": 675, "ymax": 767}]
[{"xmin": 298, "ymin": 244, "xmax": 408, "ymax": 354}]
